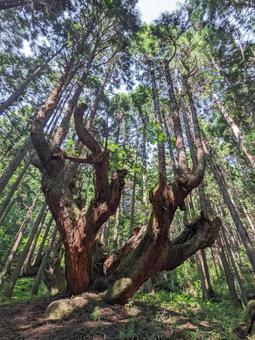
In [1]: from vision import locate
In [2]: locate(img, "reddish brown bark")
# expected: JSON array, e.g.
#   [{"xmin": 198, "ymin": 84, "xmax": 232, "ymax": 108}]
[
  {"xmin": 31, "ymin": 58, "xmax": 220, "ymax": 303},
  {"xmin": 31, "ymin": 97, "xmax": 127, "ymax": 295},
  {"xmin": 102, "ymin": 211, "xmax": 220, "ymax": 304},
  {"xmin": 97, "ymin": 62, "xmax": 220, "ymax": 305}
]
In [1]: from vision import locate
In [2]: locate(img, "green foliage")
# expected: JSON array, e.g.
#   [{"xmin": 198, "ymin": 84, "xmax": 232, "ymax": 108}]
[
  {"xmin": 91, "ymin": 306, "xmax": 101, "ymax": 321},
  {"xmin": 136, "ymin": 290, "xmax": 243, "ymax": 339},
  {"xmin": 0, "ymin": 4, "xmax": 254, "ymax": 339},
  {"xmin": 132, "ymin": 25, "xmax": 160, "ymax": 57},
  {"xmin": 0, "ymin": 278, "xmax": 48, "ymax": 303}
]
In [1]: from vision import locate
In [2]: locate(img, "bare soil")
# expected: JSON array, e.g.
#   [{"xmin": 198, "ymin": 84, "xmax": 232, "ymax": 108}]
[{"xmin": 0, "ymin": 295, "xmax": 212, "ymax": 339}]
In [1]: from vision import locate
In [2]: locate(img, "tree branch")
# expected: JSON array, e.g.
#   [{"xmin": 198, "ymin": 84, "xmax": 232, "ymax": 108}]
[
  {"xmin": 162, "ymin": 215, "xmax": 221, "ymax": 271},
  {"xmin": 74, "ymin": 102, "xmax": 111, "ymax": 200},
  {"xmin": 74, "ymin": 102, "xmax": 102, "ymax": 154},
  {"xmin": 109, "ymin": 169, "xmax": 128, "ymax": 210},
  {"xmin": 31, "ymin": 60, "xmax": 74, "ymax": 171},
  {"xmin": 103, "ymin": 225, "xmax": 146, "ymax": 276},
  {"xmin": 52, "ymin": 146, "xmax": 109, "ymax": 164}
]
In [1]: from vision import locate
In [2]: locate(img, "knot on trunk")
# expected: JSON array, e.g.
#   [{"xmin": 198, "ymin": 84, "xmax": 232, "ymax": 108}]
[
  {"xmin": 110, "ymin": 169, "xmax": 128, "ymax": 195},
  {"xmin": 76, "ymin": 102, "xmax": 88, "ymax": 115},
  {"xmin": 175, "ymin": 168, "xmax": 192, "ymax": 189},
  {"xmin": 116, "ymin": 169, "xmax": 128, "ymax": 178},
  {"xmin": 149, "ymin": 185, "xmax": 176, "ymax": 233},
  {"xmin": 149, "ymin": 184, "xmax": 174, "ymax": 209}
]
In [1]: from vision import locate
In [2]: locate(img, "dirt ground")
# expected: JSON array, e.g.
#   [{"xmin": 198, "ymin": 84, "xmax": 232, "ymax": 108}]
[{"xmin": 0, "ymin": 295, "xmax": 214, "ymax": 339}]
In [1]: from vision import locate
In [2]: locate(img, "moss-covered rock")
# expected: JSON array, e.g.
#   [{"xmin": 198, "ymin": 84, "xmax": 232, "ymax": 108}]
[{"xmin": 45, "ymin": 293, "xmax": 102, "ymax": 320}]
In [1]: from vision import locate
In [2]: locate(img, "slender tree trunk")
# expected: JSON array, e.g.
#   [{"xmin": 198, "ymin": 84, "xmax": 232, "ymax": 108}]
[
  {"xmin": 216, "ymin": 236, "xmax": 240, "ymax": 302},
  {"xmin": 0, "ymin": 197, "xmax": 16, "ymax": 225},
  {"xmin": 0, "ymin": 194, "xmax": 39, "ymax": 287},
  {"xmin": 32, "ymin": 216, "xmax": 53, "ymax": 267},
  {"xmin": 113, "ymin": 205, "xmax": 121, "ymax": 249},
  {"xmin": 196, "ymin": 250, "xmax": 216, "ymax": 300},
  {"xmin": 205, "ymin": 145, "xmax": 255, "ymax": 272},
  {"xmin": 0, "ymin": 137, "xmax": 32, "ymax": 193},
  {"xmin": 182, "ymin": 98, "xmax": 216, "ymax": 300},
  {"xmin": 21, "ymin": 207, "xmax": 47, "ymax": 273},
  {"xmin": 243, "ymin": 204, "xmax": 255, "ymax": 233},
  {"xmin": 43, "ymin": 237, "xmax": 65, "ymax": 295},
  {"xmin": 221, "ymin": 226, "xmax": 248, "ymax": 304},
  {"xmin": 0, "ymin": 49, "xmax": 61, "ymax": 114},
  {"xmin": 46, "ymin": 89, "xmax": 72, "ymax": 137},
  {"xmin": 162, "ymin": 110, "xmax": 177, "ymax": 171},
  {"xmin": 130, "ymin": 150, "xmax": 138, "ymax": 233},
  {"xmin": 53, "ymin": 65, "xmax": 93, "ymax": 147},
  {"xmin": 213, "ymin": 93, "xmax": 255, "ymax": 168},
  {"xmin": 111, "ymin": 112, "xmax": 124, "ymax": 248},
  {"xmin": 149, "ymin": 59, "xmax": 166, "ymax": 183},
  {"xmin": 191, "ymin": 193, "xmax": 216, "ymax": 300},
  {"xmin": 141, "ymin": 116, "xmax": 148, "ymax": 210},
  {"xmin": 211, "ymin": 56, "xmax": 255, "ymax": 127},
  {"xmin": 86, "ymin": 57, "xmax": 115, "ymax": 129},
  {"xmin": 196, "ymin": 200, "xmax": 215, "ymax": 300},
  {"xmin": 164, "ymin": 60, "xmax": 187, "ymax": 172},
  {"xmin": 0, "ymin": 161, "xmax": 29, "ymax": 221},
  {"xmin": 210, "ymin": 247, "xmax": 222, "ymax": 282},
  {"xmin": 4, "ymin": 202, "xmax": 47, "ymax": 298},
  {"xmin": 32, "ymin": 227, "xmax": 58, "ymax": 295},
  {"xmin": 0, "ymin": 56, "xmax": 75, "ymax": 193},
  {"xmin": 0, "ymin": 101, "xmax": 58, "ymax": 194}
]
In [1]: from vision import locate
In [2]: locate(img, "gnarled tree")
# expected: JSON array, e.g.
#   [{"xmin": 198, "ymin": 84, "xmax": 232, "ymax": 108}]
[
  {"xmin": 31, "ymin": 72, "xmax": 220, "ymax": 309},
  {"xmin": 27, "ymin": 2, "xmax": 221, "ymax": 312}
]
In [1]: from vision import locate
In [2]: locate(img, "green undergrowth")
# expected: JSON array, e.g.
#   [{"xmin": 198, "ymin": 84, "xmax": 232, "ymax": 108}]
[
  {"xmin": 0, "ymin": 277, "xmax": 49, "ymax": 304},
  {"xmin": 0, "ymin": 278, "xmax": 244, "ymax": 339},
  {"xmin": 134, "ymin": 290, "xmax": 243, "ymax": 339}
]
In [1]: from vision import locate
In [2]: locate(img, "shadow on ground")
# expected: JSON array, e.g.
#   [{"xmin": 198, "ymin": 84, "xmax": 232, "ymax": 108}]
[{"xmin": 0, "ymin": 294, "xmax": 217, "ymax": 340}]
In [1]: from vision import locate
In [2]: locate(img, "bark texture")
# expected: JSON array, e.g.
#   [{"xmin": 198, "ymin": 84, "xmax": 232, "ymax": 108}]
[
  {"xmin": 29, "ymin": 57, "xmax": 220, "ymax": 308},
  {"xmin": 31, "ymin": 97, "xmax": 127, "ymax": 294}
]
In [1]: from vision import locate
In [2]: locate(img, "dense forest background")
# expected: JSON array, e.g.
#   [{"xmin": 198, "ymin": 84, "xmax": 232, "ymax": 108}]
[{"xmin": 0, "ymin": 0, "xmax": 255, "ymax": 339}]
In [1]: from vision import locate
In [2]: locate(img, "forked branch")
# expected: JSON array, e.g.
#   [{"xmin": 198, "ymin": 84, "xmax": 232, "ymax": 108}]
[
  {"xmin": 74, "ymin": 102, "xmax": 102, "ymax": 154},
  {"xmin": 162, "ymin": 214, "xmax": 221, "ymax": 271}
]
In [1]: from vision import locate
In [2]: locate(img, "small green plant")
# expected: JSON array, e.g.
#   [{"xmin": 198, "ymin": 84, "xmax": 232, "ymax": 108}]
[
  {"xmin": 119, "ymin": 320, "xmax": 136, "ymax": 339},
  {"xmin": 91, "ymin": 305, "xmax": 101, "ymax": 321}
]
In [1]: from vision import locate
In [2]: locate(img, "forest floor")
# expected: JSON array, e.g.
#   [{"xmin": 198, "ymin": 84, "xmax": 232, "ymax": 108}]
[{"xmin": 0, "ymin": 286, "xmax": 243, "ymax": 340}]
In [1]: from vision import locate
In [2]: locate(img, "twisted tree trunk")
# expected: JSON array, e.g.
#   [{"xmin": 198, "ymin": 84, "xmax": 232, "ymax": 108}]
[
  {"xmin": 29, "ymin": 58, "xmax": 220, "ymax": 313},
  {"xmin": 31, "ymin": 95, "xmax": 127, "ymax": 295}
]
